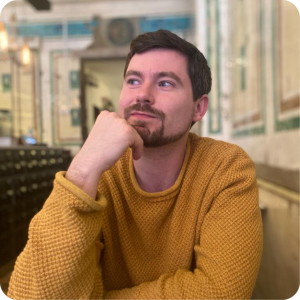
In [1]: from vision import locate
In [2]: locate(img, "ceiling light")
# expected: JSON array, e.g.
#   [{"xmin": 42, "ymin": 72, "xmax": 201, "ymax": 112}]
[
  {"xmin": 0, "ymin": 22, "xmax": 8, "ymax": 51},
  {"xmin": 22, "ymin": 42, "xmax": 31, "ymax": 65}
]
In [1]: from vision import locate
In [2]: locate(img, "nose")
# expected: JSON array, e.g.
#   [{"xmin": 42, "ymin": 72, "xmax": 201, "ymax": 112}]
[{"xmin": 136, "ymin": 83, "xmax": 155, "ymax": 104}]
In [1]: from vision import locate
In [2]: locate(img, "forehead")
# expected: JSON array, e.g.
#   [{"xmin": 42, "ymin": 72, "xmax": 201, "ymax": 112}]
[{"xmin": 127, "ymin": 48, "xmax": 189, "ymax": 75}]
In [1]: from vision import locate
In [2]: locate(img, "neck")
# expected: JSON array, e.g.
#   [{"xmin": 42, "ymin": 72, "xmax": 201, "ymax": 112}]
[{"xmin": 133, "ymin": 133, "xmax": 189, "ymax": 193}]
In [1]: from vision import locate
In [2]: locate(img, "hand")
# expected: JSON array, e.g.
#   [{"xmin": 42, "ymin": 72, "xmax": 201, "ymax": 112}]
[{"xmin": 66, "ymin": 111, "xmax": 143, "ymax": 198}]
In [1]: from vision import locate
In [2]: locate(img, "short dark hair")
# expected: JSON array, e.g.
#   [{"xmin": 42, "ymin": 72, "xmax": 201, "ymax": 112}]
[{"xmin": 124, "ymin": 29, "xmax": 212, "ymax": 101}]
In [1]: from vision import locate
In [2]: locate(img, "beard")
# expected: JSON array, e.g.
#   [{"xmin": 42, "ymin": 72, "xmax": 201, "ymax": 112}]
[{"xmin": 124, "ymin": 103, "xmax": 190, "ymax": 147}]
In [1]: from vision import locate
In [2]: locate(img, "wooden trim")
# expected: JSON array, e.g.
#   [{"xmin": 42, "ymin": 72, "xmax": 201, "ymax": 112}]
[
  {"xmin": 256, "ymin": 163, "xmax": 300, "ymax": 193},
  {"xmin": 233, "ymin": 112, "xmax": 261, "ymax": 128},
  {"xmin": 280, "ymin": 95, "xmax": 300, "ymax": 112},
  {"xmin": 257, "ymin": 178, "xmax": 300, "ymax": 204}
]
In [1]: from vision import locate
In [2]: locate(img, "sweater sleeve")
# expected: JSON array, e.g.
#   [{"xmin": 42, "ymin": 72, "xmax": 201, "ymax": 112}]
[
  {"xmin": 7, "ymin": 171, "xmax": 107, "ymax": 300},
  {"xmin": 105, "ymin": 148, "xmax": 263, "ymax": 300}
]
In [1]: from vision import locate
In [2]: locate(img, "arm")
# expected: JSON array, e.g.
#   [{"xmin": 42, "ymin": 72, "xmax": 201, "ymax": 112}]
[
  {"xmin": 8, "ymin": 111, "xmax": 144, "ymax": 300},
  {"xmin": 8, "ymin": 171, "xmax": 107, "ymax": 300},
  {"xmin": 105, "ymin": 149, "xmax": 263, "ymax": 299}
]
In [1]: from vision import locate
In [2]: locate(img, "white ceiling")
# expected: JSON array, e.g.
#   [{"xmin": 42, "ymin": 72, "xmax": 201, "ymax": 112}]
[
  {"xmin": 6, "ymin": 0, "xmax": 171, "ymax": 7},
  {"xmin": 2, "ymin": 0, "xmax": 193, "ymax": 23},
  {"xmin": 50, "ymin": 0, "xmax": 118, "ymax": 3},
  {"xmin": 14, "ymin": 0, "xmax": 123, "ymax": 4}
]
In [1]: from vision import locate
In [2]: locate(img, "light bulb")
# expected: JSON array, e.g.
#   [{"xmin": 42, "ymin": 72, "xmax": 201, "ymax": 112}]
[
  {"xmin": 0, "ymin": 22, "xmax": 8, "ymax": 51},
  {"xmin": 22, "ymin": 43, "xmax": 31, "ymax": 65}
]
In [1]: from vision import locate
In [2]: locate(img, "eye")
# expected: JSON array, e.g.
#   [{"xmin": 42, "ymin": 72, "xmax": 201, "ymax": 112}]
[
  {"xmin": 158, "ymin": 81, "xmax": 174, "ymax": 87},
  {"xmin": 127, "ymin": 79, "xmax": 140, "ymax": 85}
]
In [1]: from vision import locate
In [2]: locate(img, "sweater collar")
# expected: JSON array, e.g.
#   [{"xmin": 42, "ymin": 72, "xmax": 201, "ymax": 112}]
[{"xmin": 128, "ymin": 137, "xmax": 191, "ymax": 200}]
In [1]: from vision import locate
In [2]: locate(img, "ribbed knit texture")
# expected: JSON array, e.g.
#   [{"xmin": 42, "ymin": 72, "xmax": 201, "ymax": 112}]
[{"xmin": 8, "ymin": 133, "xmax": 263, "ymax": 299}]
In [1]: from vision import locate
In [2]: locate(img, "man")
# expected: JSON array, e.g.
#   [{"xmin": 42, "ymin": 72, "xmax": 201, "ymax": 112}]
[{"xmin": 8, "ymin": 30, "xmax": 262, "ymax": 300}]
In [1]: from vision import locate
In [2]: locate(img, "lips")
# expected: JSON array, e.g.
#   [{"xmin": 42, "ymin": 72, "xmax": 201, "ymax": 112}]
[
  {"xmin": 124, "ymin": 103, "xmax": 165, "ymax": 121},
  {"xmin": 129, "ymin": 112, "xmax": 157, "ymax": 118}
]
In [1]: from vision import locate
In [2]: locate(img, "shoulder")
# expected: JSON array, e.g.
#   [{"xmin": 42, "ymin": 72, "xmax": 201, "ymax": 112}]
[
  {"xmin": 189, "ymin": 133, "xmax": 251, "ymax": 159},
  {"xmin": 187, "ymin": 133, "xmax": 254, "ymax": 176},
  {"xmin": 187, "ymin": 134, "xmax": 257, "ymax": 198}
]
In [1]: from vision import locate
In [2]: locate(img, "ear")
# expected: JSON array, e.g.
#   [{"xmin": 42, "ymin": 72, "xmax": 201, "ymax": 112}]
[{"xmin": 192, "ymin": 94, "xmax": 209, "ymax": 122}]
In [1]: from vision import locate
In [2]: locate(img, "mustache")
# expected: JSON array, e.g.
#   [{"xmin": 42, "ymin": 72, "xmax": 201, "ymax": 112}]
[{"xmin": 124, "ymin": 103, "xmax": 165, "ymax": 120}]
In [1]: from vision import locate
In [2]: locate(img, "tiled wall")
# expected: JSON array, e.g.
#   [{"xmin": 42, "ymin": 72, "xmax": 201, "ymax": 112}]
[{"xmin": 199, "ymin": 0, "xmax": 299, "ymax": 171}]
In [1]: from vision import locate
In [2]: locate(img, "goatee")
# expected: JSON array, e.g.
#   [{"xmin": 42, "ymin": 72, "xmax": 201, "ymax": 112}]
[{"xmin": 124, "ymin": 103, "xmax": 188, "ymax": 148}]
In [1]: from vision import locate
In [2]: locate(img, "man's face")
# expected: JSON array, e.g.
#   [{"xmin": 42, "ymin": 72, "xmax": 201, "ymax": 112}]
[{"xmin": 119, "ymin": 48, "xmax": 197, "ymax": 147}]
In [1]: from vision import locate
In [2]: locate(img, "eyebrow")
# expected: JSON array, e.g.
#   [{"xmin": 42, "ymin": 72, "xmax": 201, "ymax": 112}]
[
  {"xmin": 125, "ymin": 70, "xmax": 143, "ymax": 79},
  {"xmin": 157, "ymin": 72, "xmax": 183, "ymax": 86},
  {"xmin": 125, "ymin": 70, "xmax": 183, "ymax": 86}
]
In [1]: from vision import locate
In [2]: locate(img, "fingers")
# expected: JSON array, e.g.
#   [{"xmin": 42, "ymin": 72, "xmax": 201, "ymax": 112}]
[
  {"xmin": 130, "ymin": 129, "xmax": 144, "ymax": 160},
  {"xmin": 98, "ymin": 110, "xmax": 144, "ymax": 160}
]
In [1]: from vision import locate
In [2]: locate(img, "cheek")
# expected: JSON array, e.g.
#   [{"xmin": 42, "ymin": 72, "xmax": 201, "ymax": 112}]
[
  {"xmin": 170, "ymin": 101, "xmax": 193, "ymax": 118},
  {"xmin": 164, "ymin": 101, "xmax": 194, "ymax": 129}
]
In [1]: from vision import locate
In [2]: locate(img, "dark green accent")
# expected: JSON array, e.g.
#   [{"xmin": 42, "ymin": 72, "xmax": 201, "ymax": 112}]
[
  {"xmin": 276, "ymin": 116, "xmax": 300, "ymax": 131},
  {"xmin": 272, "ymin": 0, "xmax": 300, "ymax": 132},
  {"xmin": 70, "ymin": 70, "xmax": 80, "ymax": 89},
  {"xmin": 241, "ymin": 45, "xmax": 246, "ymax": 91},
  {"xmin": 207, "ymin": 0, "xmax": 222, "ymax": 135},
  {"xmin": 2, "ymin": 74, "xmax": 11, "ymax": 92},
  {"xmin": 70, "ymin": 108, "xmax": 81, "ymax": 126},
  {"xmin": 232, "ymin": 125, "xmax": 265, "ymax": 137},
  {"xmin": 6, "ymin": 19, "xmax": 97, "ymax": 38},
  {"xmin": 139, "ymin": 16, "xmax": 192, "ymax": 33},
  {"xmin": 232, "ymin": 0, "xmax": 266, "ymax": 138}
]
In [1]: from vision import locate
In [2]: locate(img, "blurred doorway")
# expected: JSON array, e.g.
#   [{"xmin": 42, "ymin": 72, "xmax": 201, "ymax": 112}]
[{"xmin": 80, "ymin": 58, "xmax": 126, "ymax": 141}]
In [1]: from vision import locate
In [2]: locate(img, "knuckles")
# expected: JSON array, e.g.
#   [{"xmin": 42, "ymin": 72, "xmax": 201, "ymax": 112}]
[
  {"xmin": 95, "ymin": 110, "xmax": 134, "ymax": 138},
  {"xmin": 122, "ymin": 124, "xmax": 134, "ymax": 136}
]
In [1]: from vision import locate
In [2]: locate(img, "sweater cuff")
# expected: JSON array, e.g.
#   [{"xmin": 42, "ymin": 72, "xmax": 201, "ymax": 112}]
[{"xmin": 55, "ymin": 171, "xmax": 107, "ymax": 211}]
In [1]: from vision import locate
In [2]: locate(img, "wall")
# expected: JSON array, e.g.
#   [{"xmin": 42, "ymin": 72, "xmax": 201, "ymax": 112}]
[
  {"xmin": 0, "ymin": 56, "xmax": 13, "ymax": 136},
  {"xmin": 195, "ymin": 0, "xmax": 300, "ymax": 298},
  {"xmin": 1, "ymin": 0, "xmax": 195, "ymax": 155},
  {"xmin": 0, "ymin": 51, "xmax": 40, "ymax": 140},
  {"xmin": 1, "ymin": 0, "xmax": 193, "ymax": 21},
  {"xmin": 50, "ymin": 49, "xmax": 84, "ymax": 150},
  {"xmin": 253, "ymin": 187, "xmax": 299, "ymax": 299},
  {"xmin": 228, "ymin": 0, "xmax": 300, "ymax": 173},
  {"xmin": 197, "ymin": 0, "xmax": 299, "ymax": 187}
]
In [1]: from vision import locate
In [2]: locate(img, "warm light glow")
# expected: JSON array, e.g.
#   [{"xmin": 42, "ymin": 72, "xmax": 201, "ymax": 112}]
[
  {"xmin": 22, "ymin": 43, "xmax": 31, "ymax": 65},
  {"xmin": 0, "ymin": 22, "xmax": 8, "ymax": 51}
]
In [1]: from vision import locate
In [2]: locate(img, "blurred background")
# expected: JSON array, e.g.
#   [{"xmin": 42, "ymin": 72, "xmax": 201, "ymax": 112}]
[{"xmin": 0, "ymin": 0, "xmax": 299, "ymax": 298}]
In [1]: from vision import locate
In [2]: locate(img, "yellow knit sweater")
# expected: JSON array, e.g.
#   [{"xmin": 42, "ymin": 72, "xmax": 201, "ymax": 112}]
[{"xmin": 8, "ymin": 133, "xmax": 263, "ymax": 300}]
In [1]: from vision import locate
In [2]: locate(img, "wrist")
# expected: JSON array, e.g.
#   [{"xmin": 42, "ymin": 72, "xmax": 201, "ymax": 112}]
[{"xmin": 66, "ymin": 157, "xmax": 104, "ymax": 199}]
